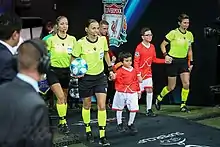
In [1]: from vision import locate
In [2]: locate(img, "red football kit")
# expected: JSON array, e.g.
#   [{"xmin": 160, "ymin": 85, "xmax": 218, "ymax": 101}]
[
  {"xmin": 115, "ymin": 66, "xmax": 140, "ymax": 93},
  {"xmin": 134, "ymin": 42, "xmax": 165, "ymax": 80}
]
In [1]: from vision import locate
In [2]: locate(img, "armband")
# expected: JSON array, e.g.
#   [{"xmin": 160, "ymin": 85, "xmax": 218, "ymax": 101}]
[
  {"xmin": 190, "ymin": 61, "xmax": 194, "ymax": 65},
  {"xmin": 108, "ymin": 66, "xmax": 113, "ymax": 72},
  {"xmin": 163, "ymin": 52, "xmax": 168, "ymax": 57}
]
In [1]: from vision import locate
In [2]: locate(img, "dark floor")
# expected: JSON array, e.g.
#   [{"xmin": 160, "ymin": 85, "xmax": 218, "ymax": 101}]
[{"xmin": 54, "ymin": 109, "xmax": 220, "ymax": 147}]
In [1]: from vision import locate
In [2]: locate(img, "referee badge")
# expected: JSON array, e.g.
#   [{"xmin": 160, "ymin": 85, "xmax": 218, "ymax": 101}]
[
  {"xmin": 100, "ymin": 52, "xmax": 104, "ymax": 60},
  {"xmin": 135, "ymin": 52, "xmax": 140, "ymax": 57},
  {"xmin": 67, "ymin": 46, "xmax": 72, "ymax": 54}
]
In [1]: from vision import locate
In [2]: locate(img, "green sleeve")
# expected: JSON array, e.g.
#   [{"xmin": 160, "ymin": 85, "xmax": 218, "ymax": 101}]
[
  {"xmin": 72, "ymin": 36, "xmax": 77, "ymax": 48},
  {"xmin": 72, "ymin": 40, "xmax": 82, "ymax": 58},
  {"xmin": 189, "ymin": 32, "xmax": 194, "ymax": 43},
  {"xmin": 165, "ymin": 30, "xmax": 175, "ymax": 41},
  {"xmin": 42, "ymin": 34, "xmax": 52, "ymax": 41},
  {"xmin": 45, "ymin": 37, "xmax": 52, "ymax": 52}
]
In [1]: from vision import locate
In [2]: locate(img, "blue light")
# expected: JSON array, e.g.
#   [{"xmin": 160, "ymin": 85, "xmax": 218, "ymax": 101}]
[
  {"xmin": 124, "ymin": 0, "xmax": 152, "ymax": 33},
  {"xmin": 125, "ymin": 0, "xmax": 140, "ymax": 23}
]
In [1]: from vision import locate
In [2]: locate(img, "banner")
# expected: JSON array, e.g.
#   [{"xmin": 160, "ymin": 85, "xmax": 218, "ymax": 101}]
[
  {"xmin": 102, "ymin": 0, "xmax": 128, "ymax": 47},
  {"xmin": 38, "ymin": 78, "xmax": 50, "ymax": 95}
]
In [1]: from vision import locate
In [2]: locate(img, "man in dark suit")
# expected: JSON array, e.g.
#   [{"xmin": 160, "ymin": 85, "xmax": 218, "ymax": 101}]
[
  {"xmin": 0, "ymin": 39, "xmax": 52, "ymax": 147},
  {"xmin": 0, "ymin": 12, "xmax": 22, "ymax": 84}
]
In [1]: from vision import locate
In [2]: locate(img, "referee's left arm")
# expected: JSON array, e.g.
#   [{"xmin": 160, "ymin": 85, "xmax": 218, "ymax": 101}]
[
  {"xmin": 104, "ymin": 51, "xmax": 112, "ymax": 67},
  {"xmin": 188, "ymin": 45, "xmax": 193, "ymax": 67},
  {"xmin": 71, "ymin": 40, "xmax": 82, "ymax": 62},
  {"xmin": 188, "ymin": 45, "xmax": 193, "ymax": 61},
  {"xmin": 103, "ymin": 37, "xmax": 112, "ymax": 68},
  {"xmin": 188, "ymin": 33, "xmax": 194, "ymax": 66}
]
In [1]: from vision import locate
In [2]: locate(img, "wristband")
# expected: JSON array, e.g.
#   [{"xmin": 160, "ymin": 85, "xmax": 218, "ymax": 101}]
[
  {"xmin": 163, "ymin": 52, "xmax": 168, "ymax": 57},
  {"xmin": 108, "ymin": 66, "xmax": 113, "ymax": 72}
]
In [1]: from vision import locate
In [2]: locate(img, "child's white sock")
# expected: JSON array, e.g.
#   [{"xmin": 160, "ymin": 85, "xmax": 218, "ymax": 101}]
[
  {"xmin": 116, "ymin": 111, "xmax": 123, "ymax": 125},
  {"xmin": 128, "ymin": 112, "xmax": 136, "ymax": 126},
  {"xmin": 146, "ymin": 93, "xmax": 153, "ymax": 111}
]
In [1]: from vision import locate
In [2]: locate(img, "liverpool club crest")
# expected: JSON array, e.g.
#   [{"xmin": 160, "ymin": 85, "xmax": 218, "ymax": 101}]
[{"xmin": 102, "ymin": 0, "xmax": 128, "ymax": 47}]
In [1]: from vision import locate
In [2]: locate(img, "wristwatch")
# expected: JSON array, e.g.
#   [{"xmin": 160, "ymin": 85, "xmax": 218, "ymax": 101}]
[{"xmin": 163, "ymin": 52, "xmax": 168, "ymax": 57}]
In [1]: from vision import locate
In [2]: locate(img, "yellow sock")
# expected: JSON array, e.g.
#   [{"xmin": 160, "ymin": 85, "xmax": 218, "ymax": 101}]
[
  {"xmin": 82, "ymin": 108, "xmax": 91, "ymax": 133},
  {"xmin": 157, "ymin": 86, "xmax": 170, "ymax": 101},
  {"xmin": 56, "ymin": 104, "xmax": 66, "ymax": 124},
  {"xmin": 98, "ymin": 110, "xmax": 107, "ymax": 138},
  {"xmin": 181, "ymin": 88, "xmax": 189, "ymax": 108},
  {"xmin": 63, "ymin": 103, "xmax": 67, "ymax": 124}
]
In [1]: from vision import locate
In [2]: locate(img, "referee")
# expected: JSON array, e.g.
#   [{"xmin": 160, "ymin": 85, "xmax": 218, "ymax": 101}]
[
  {"xmin": 45, "ymin": 16, "xmax": 77, "ymax": 133},
  {"xmin": 155, "ymin": 14, "xmax": 194, "ymax": 112},
  {"xmin": 72, "ymin": 19, "xmax": 113, "ymax": 146}
]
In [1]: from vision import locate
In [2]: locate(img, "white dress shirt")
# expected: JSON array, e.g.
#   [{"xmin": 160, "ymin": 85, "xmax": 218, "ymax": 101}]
[
  {"xmin": 17, "ymin": 73, "xmax": 39, "ymax": 92},
  {"xmin": 0, "ymin": 40, "xmax": 15, "ymax": 55}
]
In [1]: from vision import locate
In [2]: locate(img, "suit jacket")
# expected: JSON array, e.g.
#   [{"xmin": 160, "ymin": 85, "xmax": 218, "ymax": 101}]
[
  {"xmin": 0, "ymin": 43, "xmax": 17, "ymax": 85},
  {"xmin": 0, "ymin": 77, "xmax": 52, "ymax": 147}
]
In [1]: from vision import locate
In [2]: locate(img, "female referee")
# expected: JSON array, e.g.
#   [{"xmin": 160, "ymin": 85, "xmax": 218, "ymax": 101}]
[
  {"xmin": 155, "ymin": 13, "xmax": 194, "ymax": 113},
  {"xmin": 46, "ymin": 16, "xmax": 77, "ymax": 133},
  {"xmin": 71, "ymin": 19, "xmax": 113, "ymax": 146}
]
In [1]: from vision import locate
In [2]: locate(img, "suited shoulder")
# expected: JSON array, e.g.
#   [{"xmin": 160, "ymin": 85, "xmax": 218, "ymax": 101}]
[
  {"xmin": 0, "ymin": 82, "xmax": 12, "ymax": 93},
  {"xmin": 24, "ymin": 92, "xmax": 46, "ymax": 106}
]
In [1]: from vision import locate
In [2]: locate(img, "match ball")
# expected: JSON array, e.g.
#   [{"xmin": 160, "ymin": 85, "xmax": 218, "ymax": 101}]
[{"xmin": 70, "ymin": 58, "xmax": 88, "ymax": 76}]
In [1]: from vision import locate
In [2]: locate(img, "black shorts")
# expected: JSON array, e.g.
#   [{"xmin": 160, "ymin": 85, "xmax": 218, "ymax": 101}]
[
  {"xmin": 166, "ymin": 57, "xmax": 189, "ymax": 77},
  {"xmin": 78, "ymin": 72, "xmax": 108, "ymax": 98},
  {"xmin": 47, "ymin": 67, "xmax": 70, "ymax": 88}
]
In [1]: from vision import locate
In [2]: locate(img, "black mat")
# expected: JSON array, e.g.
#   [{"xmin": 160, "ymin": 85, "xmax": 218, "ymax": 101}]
[{"xmin": 67, "ymin": 110, "xmax": 220, "ymax": 147}]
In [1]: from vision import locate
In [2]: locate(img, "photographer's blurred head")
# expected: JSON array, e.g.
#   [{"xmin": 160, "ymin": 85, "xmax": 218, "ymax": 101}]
[
  {"xmin": 17, "ymin": 39, "xmax": 48, "ymax": 81},
  {"xmin": 0, "ymin": 12, "xmax": 22, "ymax": 47}
]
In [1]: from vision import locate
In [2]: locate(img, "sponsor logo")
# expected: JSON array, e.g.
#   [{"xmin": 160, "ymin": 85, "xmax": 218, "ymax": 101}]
[{"xmin": 137, "ymin": 132, "xmax": 210, "ymax": 147}]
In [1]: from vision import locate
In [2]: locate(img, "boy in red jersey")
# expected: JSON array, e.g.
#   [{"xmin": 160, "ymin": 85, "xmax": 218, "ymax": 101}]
[
  {"xmin": 111, "ymin": 52, "xmax": 140, "ymax": 135},
  {"xmin": 134, "ymin": 27, "xmax": 169, "ymax": 117}
]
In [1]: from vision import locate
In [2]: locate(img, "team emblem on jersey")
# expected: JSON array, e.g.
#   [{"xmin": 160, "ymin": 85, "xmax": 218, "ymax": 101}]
[
  {"xmin": 102, "ymin": 0, "xmax": 128, "ymax": 47},
  {"xmin": 135, "ymin": 51, "xmax": 140, "ymax": 57}
]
